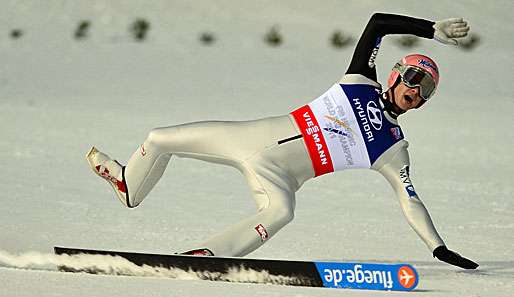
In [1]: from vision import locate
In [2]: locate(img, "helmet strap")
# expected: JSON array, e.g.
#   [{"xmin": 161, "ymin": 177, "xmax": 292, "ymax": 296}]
[{"xmin": 382, "ymin": 76, "xmax": 406, "ymax": 118}]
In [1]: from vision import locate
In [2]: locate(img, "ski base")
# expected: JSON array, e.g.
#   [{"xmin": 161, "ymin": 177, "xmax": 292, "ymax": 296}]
[{"xmin": 54, "ymin": 246, "xmax": 418, "ymax": 291}]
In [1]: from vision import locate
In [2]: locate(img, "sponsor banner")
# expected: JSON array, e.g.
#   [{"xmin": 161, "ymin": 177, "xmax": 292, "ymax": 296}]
[
  {"xmin": 291, "ymin": 105, "xmax": 334, "ymax": 176},
  {"xmin": 314, "ymin": 262, "xmax": 418, "ymax": 291}
]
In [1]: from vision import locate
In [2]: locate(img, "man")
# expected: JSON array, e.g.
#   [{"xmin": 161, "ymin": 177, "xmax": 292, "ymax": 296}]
[{"xmin": 87, "ymin": 13, "xmax": 478, "ymax": 269}]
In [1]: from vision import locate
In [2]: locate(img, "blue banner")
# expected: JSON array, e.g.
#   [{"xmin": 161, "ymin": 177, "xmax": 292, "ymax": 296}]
[{"xmin": 314, "ymin": 262, "xmax": 419, "ymax": 291}]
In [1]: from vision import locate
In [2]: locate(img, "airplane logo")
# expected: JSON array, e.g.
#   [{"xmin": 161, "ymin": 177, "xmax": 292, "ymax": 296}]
[{"xmin": 398, "ymin": 266, "xmax": 417, "ymax": 289}]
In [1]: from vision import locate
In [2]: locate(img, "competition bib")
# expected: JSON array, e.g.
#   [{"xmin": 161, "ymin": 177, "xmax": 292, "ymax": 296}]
[{"xmin": 291, "ymin": 83, "xmax": 404, "ymax": 177}]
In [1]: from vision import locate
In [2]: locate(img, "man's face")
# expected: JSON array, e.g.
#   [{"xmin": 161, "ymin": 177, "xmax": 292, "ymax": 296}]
[{"xmin": 393, "ymin": 81, "xmax": 425, "ymax": 111}]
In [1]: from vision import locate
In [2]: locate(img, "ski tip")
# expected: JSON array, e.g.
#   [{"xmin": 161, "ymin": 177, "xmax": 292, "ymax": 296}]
[{"xmin": 54, "ymin": 246, "xmax": 65, "ymax": 254}]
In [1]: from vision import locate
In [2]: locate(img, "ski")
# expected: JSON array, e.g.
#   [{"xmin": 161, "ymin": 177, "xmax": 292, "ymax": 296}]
[{"xmin": 54, "ymin": 246, "xmax": 418, "ymax": 291}]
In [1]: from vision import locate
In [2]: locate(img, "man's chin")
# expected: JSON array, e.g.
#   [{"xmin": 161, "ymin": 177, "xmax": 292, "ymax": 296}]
[{"xmin": 396, "ymin": 102, "xmax": 409, "ymax": 112}]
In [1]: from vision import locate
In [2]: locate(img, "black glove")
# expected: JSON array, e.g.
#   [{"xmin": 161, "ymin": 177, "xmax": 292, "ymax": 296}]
[{"xmin": 433, "ymin": 246, "xmax": 479, "ymax": 269}]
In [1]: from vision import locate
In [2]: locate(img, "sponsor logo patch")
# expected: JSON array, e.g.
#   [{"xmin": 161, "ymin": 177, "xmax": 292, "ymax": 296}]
[
  {"xmin": 418, "ymin": 59, "xmax": 438, "ymax": 74},
  {"xmin": 390, "ymin": 127, "xmax": 402, "ymax": 140},
  {"xmin": 368, "ymin": 37, "xmax": 382, "ymax": 68},
  {"xmin": 140, "ymin": 144, "xmax": 147, "ymax": 156},
  {"xmin": 314, "ymin": 262, "xmax": 418, "ymax": 291},
  {"xmin": 254, "ymin": 224, "xmax": 269, "ymax": 242},
  {"xmin": 352, "ymin": 98, "xmax": 375, "ymax": 142},
  {"xmin": 398, "ymin": 266, "xmax": 417, "ymax": 289},
  {"xmin": 291, "ymin": 105, "xmax": 334, "ymax": 176},
  {"xmin": 405, "ymin": 185, "xmax": 417, "ymax": 198},
  {"xmin": 366, "ymin": 101, "xmax": 382, "ymax": 130},
  {"xmin": 400, "ymin": 166, "xmax": 418, "ymax": 199}
]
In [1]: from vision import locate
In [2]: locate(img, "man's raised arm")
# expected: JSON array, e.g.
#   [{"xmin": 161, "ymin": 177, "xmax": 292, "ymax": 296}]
[{"xmin": 346, "ymin": 13, "xmax": 469, "ymax": 80}]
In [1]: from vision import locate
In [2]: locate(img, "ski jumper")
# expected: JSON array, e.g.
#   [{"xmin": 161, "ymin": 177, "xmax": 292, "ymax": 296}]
[{"xmin": 118, "ymin": 13, "xmax": 445, "ymax": 256}]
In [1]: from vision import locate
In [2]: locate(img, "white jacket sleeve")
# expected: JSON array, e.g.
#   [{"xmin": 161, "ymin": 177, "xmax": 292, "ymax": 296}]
[{"xmin": 372, "ymin": 140, "xmax": 445, "ymax": 252}]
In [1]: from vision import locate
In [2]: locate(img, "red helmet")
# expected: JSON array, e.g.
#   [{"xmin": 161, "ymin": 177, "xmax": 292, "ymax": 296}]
[{"xmin": 388, "ymin": 54, "xmax": 439, "ymax": 101}]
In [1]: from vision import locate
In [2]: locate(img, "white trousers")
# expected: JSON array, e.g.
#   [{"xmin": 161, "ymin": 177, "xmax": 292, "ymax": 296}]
[{"xmin": 123, "ymin": 115, "xmax": 314, "ymax": 256}]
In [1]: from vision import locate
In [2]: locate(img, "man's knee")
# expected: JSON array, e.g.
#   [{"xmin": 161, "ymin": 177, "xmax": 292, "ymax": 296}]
[
  {"xmin": 262, "ymin": 203, "xmax": 295, "ymax": 227},
  {"xmin": 277, "ymin": 206, "xmax": 295, "ymax": 224},
  {"xmin": 146, "ymin": 127, "xmax": 170, "ymax": 146}
]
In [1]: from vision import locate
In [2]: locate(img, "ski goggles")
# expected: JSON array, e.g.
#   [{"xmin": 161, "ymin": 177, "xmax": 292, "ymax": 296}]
[{"xmin": 394, "ymin": 63, "xmax": 437, "ymax": 100}]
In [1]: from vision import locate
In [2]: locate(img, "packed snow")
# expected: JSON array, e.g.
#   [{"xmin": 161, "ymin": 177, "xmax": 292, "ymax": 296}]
[{"xmin": 1, "ymin": 1, "xmax": 513, "ymax": 296}]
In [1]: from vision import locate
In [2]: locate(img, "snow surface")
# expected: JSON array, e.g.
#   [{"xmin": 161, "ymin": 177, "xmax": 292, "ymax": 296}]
[{"xmin": 1, "ymin": 0, "xmax": 513, "ymax": 296}]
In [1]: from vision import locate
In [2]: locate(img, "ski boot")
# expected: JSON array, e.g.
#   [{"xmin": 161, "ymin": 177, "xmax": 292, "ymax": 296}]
[{"xmin": 86, "ymin": 146, "xmax": 131, "ymax": 207}]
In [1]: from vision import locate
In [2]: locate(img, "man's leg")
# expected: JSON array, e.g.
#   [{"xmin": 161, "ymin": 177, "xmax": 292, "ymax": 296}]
[
  {"xmin": 122, "ymin": 120, "xmax": 276, "ymax": 207},
  {"xmin": 189, "ymin": 162, "xmax": 297, "ymax": 257},
  {"xmin": 87, "ymin": 115, "xmax": 303, "ymax": 256},
  {"xmin": 88, "ymin": 121, "xmax": 256, "ymax": 208},
  {"xmin": 88, "ymin": 117, "xmax": 294, "ymax": 208},
  {"xmin": 119, "ymin": 122, "xmax": 240, "ymax": 207}
]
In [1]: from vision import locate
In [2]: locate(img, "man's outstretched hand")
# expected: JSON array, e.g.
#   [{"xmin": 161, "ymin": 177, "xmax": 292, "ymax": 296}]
[
  {"xmin": 433, "ymin": 246, "xmax": 479, "ymax": 269},
  {"xmin": 433, "ymin": 18, "xmax": 470, "ymax": 45}
]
